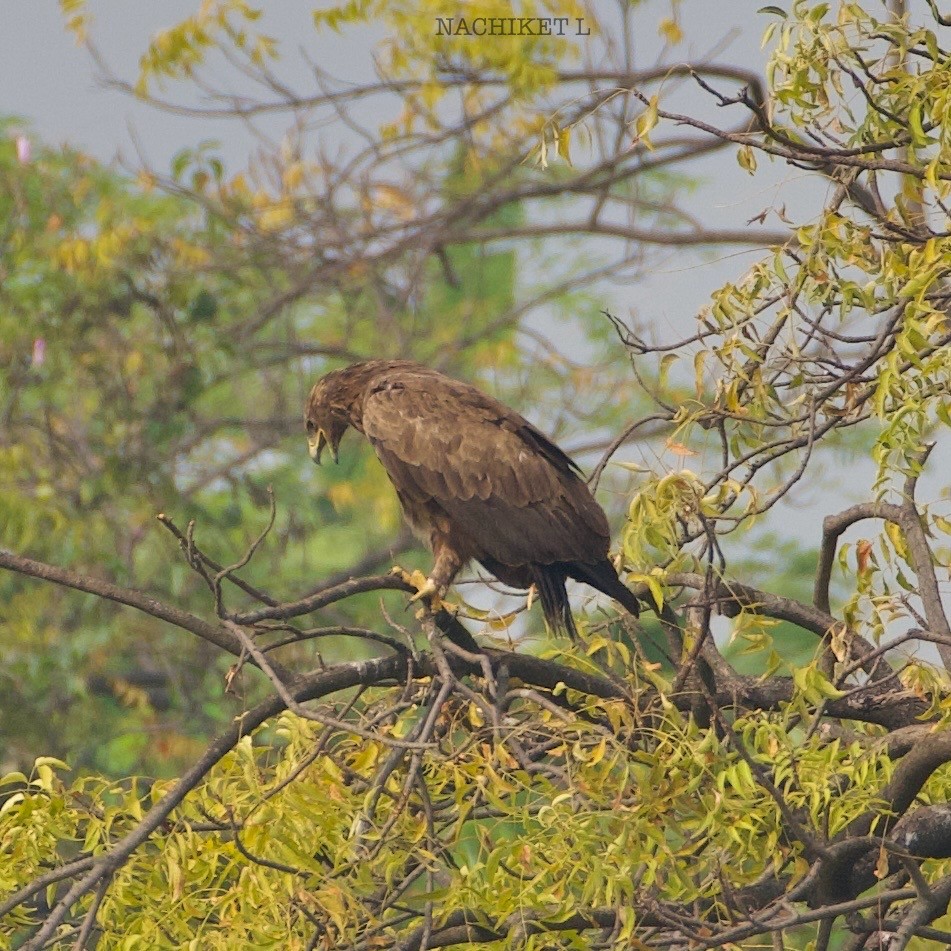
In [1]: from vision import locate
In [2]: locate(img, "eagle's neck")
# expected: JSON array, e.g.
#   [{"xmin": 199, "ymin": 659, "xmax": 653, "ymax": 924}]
[
  {"xmin": 346, "ymin": 395, "xmax": 366, "ymax": 433},
  {"xmin": 338, "ymin": 359, "xmax": 417, "ymax": 433}
]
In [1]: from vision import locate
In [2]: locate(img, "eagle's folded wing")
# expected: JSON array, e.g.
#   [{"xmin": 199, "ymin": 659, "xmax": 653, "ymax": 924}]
[{"xmin": 360, "ymin": 372, "xmax": 609, "ymax": 569}]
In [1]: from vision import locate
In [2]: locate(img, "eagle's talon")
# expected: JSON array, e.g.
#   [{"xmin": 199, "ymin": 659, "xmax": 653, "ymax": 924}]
[
  {"xmin": 391, "ymin": 566, "xmax": 428, "ymax": 591},
  {"xmin": 408, "ymin": 575, "xmax": 438, "ymax": 604},
  {"xmin": 390, "ymin": 564, "xmax": 411, "ymax": 581},
  {"xmin": 401, "ymin": 571, "xmax": 461, "ymax": 616},
  {"xmin": 394, "ymin": 568, "xmax": 445, "ymax": 610}
]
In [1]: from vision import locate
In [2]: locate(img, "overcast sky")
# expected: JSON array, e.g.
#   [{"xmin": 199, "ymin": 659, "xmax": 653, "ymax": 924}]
[{"xmin": 1, "ymin": 2, "xmax": 764, "ymax": 165}]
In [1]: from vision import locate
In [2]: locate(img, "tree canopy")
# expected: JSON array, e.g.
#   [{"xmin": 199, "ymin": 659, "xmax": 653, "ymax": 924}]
[{"xmin": 4, "ymin": 0, "xmax": 951, "ymax": 948}]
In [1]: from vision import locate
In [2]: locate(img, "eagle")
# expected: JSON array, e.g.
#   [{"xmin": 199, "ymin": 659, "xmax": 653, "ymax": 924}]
[{"xmin": 304, "ymin": 360, "xmax": 641, "ymax": 638}]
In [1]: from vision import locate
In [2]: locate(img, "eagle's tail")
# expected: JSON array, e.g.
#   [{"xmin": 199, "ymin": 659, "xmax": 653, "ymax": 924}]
[
  {"xmin": 569, "ymin": 559, "xmax": 642, "ymax": 619},
  {"xmin": 532, "ymin": 560, "xmax": 642, "ymax": 639},
  {"xmin": 531, "ymin": 565, "xmax": 578, "ymax": 639}
]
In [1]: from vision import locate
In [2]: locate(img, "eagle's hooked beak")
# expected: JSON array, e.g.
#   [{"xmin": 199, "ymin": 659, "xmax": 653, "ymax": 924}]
[{"xmin": 308, "ymin": 428, "xmax": 339, "ymax": 465}]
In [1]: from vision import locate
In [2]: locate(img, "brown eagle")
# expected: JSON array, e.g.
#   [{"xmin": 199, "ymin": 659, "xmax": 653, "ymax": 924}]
[{"xmin": 304, "ymin": 360, "xmax": 640, "ymax": 637}]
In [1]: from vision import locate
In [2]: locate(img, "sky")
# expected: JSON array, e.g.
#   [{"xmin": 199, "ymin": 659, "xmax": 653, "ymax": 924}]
[{"xmin": 1, "ymin": 2, "xmax": 765, "ymax": 166}]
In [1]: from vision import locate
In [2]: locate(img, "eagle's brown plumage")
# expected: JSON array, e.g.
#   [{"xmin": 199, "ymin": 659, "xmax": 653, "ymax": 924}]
[{"xmin": 304, "ymin": 360, "xmax": 640, "ymax": 637}]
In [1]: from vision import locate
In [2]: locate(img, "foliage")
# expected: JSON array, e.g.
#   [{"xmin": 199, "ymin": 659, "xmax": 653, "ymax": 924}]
[
  {"xmin": 0, "ymin": 680, "xmax": 907, "ymax": 949},
  {"xmin": 5, "ymin": 0, "xmax": 951, "ymax": 949}
]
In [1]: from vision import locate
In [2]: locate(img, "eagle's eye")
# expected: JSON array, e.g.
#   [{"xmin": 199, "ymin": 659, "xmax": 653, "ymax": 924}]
[{"xmin": 306, "ymin": 420, "xmax": 316, "ymax": 435}]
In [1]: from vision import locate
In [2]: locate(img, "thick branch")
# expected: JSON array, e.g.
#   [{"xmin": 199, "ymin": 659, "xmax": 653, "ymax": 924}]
[
  {"xmin": 667, "ymin": 571, "xmax": 898, "ymax": 685},
  {"xmin": 460, "ymin": 222, "xmax": 792, "ymax": 248},
  {"xmin": 232, "ymin": 574, "xmax": 414, "ymax": 624},
  {"xmin": 814, "ymin": 731, "xmax": 951, "ymax": 904},
  {"xmin": 0, "ymin": 548, "xmax": 276, "ymax": 673},
  {"xmin": 814, "ymin": 488, "xmax": 951, "ymax": 672}
]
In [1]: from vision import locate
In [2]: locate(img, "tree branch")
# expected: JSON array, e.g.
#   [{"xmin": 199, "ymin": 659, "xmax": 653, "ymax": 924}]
[{"xmin": 0, "ymin": 548, "xmax": 275, "ymax": 673}]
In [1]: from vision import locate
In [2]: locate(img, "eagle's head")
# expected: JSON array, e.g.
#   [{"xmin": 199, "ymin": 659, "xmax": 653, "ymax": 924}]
[
  {"xmin": 304, "ymin": 370, "xmax": 354, "ymax": 465},
  {"xmin": 305, "ymin": 360, "xmax": 413, "ymax": 464}
]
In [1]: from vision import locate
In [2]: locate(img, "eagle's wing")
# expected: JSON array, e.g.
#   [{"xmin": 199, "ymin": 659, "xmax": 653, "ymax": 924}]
[{"xmin": 360, "ymin": 369, "xmax": 609, "ymax": 567}]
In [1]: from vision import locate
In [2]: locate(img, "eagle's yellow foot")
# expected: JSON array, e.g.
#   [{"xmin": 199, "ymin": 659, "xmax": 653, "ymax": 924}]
[
  {"xmin": 409, "ymin": 573, "xmax": 438, "ymax": 603},
  {"xmin": 409, "ymin": 574, "xmax": 458, "ymax": 615},
  {"xmin": 391, "ymin": 566, "xmax": 457, "ymax": 615},
  {"xmin": 391, "ymin": 565, "xmax": 429, "ymax": 594}
]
